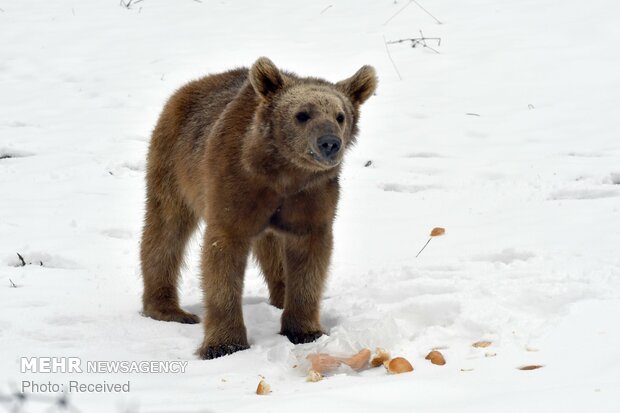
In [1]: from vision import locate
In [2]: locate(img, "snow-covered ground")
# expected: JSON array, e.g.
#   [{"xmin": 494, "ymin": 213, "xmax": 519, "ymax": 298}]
[{"xmin": 1, "ymin": 0, "xmax": 620, "ymax": 411}]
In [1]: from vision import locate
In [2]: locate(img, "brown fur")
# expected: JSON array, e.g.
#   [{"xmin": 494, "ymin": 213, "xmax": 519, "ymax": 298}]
[{"xmin": 140, "ymin": 57, "xmax": 377, "ymax": 359}]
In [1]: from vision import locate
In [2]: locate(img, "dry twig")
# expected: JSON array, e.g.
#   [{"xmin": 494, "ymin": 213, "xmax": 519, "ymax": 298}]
[
  {"xmin": 387, "ymin": 30, "xmax": 441, "ymax": 54},
  {"xmin": 383, "ymin": 35, "xmax": 402, "ymax": 80},
  {"xmin": 412, "ymin": 0, "xmax": 442, "ymax": 24},
  {"xmin": 384, "ymin": 0, "xmax": 442, "ymax": 25},
  {"xmin": 320, "ymin": 5, "xmax": 332, "ymax": 14},
  {"xmin": 383, "ymin": 1, "xmax": 413, "ymax": 25}
]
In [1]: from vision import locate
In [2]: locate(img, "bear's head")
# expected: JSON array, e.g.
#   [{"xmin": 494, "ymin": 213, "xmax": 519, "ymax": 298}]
[{"xmin": 249, "ymin": 57, "xmax": 377, "ymax": 172}]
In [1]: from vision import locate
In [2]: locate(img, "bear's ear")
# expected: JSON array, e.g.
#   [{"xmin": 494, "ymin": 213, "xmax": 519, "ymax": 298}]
[
  {"xmin": 336, "ymin": 65, "xmax": 378, "ymax": 106},
  {"xmin": 249, "ymin": 57, "xmax": 285, "ymax": 100}
]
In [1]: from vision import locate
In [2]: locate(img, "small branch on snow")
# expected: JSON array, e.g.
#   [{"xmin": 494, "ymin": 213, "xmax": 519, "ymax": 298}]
[
  {"xmin": 387, "ymin": 30, "xmax": 441, "ymax": 54},
  {"xmin": 119, "ymin": 0, "xmax": 142, "ymax": 9},
  {"xmin": 384, "ymin": 0, "xmax": 442, "ymax": 26},
  {"xmin": 383, "ymin": 0, "xmax": 413, "ymax": 26},
  {"xmin": 9, "ymin": 279, "xmax": 17, "ymax": 288},
  {"xmin": 412, "ymin": 0, "xmax": 442, "ymax": 24},
  {"xmin": 382, "ymin": 35, "xmax": 403, "ymax": 80},
  {"xmin": 16, "ymin": 253, "xmax": 26, "ymax": 267},
  {"xmin": 320, "ymin": 5, "xmax": 333, "ymax": 14},
  {"xmin": 415, "ymin": 238, "xmax": 432, "ymax": 257}
]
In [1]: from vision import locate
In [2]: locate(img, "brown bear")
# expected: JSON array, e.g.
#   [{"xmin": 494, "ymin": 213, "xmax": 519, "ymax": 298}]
[{"xmin": 140, "ymin": 57, "xmax": 377, "ymax": 359}]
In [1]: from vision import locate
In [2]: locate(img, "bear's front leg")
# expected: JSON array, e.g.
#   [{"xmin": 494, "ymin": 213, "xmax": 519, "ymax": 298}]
[
  {"xmin": 280, "ymin": 227, "xmax": 332, "ymax": 344},
  {"xmin": 197, "ymin": 229, "xmax": 250, "ymax": 359}
]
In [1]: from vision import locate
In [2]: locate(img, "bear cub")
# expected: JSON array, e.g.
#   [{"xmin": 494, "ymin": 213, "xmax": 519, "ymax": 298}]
[{"xmin": 140, "ymin": 57, "xmax": 377, "ymax": 359}]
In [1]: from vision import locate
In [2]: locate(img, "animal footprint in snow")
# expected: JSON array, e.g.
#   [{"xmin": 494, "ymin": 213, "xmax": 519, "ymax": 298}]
[
  {"xmin": 380, "ymin": 183, "xmax": 436, "ymax": 193},
  {"xmin": 549, "ymin": 188, "xmax": 618, "ymax": 200},
  {"xmin": 0, "ymin": 148, "xmax": 33, "ymax": 160},
  {"xmin": 605, "ymin": 172, "xmax": 620, "ymax": 185},
  {"xmin": 101, "ymin": 228, "xmax": 132, "ymax": 239}
]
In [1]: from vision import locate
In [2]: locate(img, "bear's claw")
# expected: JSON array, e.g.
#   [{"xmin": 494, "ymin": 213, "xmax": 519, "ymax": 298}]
[
  {"xmin": 281, "ymin": 330, "xmax": 324, "ymax": 345},
  {"xmin": 198, "ymin": 343, "xmax": 250, "ymax": 360},
  {"xmin": 142, "ymin": 307, "xmax": 200, "ymax": 324}
]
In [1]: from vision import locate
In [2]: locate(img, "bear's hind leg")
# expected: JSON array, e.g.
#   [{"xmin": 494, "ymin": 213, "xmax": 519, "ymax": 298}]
[
  {"xmin": 253, "ymin": 233, "xmax": 286, "ymax": 309},
  {"xmin": 140, "ymin": 190, "xmax": 199, "ymax": 324}
]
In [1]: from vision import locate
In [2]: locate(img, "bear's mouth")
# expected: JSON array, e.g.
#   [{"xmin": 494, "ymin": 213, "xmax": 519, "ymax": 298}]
[{"xmin": 307, "ymin": 149, "xmax": 340, "ymax": 169}]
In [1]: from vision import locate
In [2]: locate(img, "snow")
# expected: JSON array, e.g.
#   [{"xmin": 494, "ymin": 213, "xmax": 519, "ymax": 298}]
[{"xmin": 1, "ymin": 0, "xmax": 619, "ymax": 412}]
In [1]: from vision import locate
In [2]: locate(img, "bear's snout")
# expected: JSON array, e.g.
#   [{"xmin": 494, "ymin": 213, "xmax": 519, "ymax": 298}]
[{"xmin": 316, "ymin": 135, "xmax": 341, "ymax": 161}]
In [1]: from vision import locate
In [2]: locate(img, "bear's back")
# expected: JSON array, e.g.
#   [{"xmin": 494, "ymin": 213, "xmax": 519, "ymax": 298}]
[{"xmin": 174, "ymin": 68, "xmax": 250, "ymax": 147}]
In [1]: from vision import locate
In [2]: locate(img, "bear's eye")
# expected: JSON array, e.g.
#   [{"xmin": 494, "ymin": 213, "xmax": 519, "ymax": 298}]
[
  {"xmin": 336, "ymin": 113, "xmax": 345, "ymax": 124},
  {"xmin": 296, "ymin": 112, "xmax": 311, "ymax": 123}
]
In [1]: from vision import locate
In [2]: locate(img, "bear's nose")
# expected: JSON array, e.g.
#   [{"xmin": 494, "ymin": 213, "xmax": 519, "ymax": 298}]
[{"xmin": 316, "ymin": 135, "xmax": 341, "ymax": 160}]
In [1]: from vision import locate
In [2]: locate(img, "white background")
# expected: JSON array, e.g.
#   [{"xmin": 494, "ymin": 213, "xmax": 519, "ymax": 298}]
[{"xmin": 1, "ymin": 1, "xmax": 619, "ymax": 412}]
